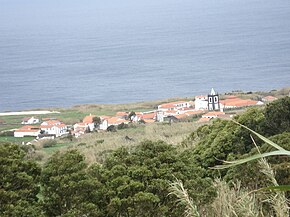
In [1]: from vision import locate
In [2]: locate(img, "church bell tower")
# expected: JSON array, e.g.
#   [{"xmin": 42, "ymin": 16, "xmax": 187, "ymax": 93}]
[{"xmin": 208, "ymin": 88, "xmax": 220, "ymax": 111}]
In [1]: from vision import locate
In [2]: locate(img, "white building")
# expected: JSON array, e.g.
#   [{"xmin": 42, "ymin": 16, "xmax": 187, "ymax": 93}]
[
  {"xmin": 21, "ymin": 117, "xmax": 39, "ymax": 125},
  {"xmin": 194, "ymin": 96, "xmax": 208, "ymax": 110},
  {"xmin": 158, "ymin": 101, "xmax": 191, "ymax": 112},
  {"xmin": 14, "ymin": 125, "xmax": 41, "ymax": 138},
  {"xmin": 82, "ymin": 114, "xmax": 96, "ymax": 132},
  {"xmin": 40, "ymin": 120, "xmax": 67, "ymax": 137}
]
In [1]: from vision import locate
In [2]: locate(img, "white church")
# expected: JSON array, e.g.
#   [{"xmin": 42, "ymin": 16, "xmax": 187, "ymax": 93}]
[{"xmin": 195, "ymin": 88, "xmax": 220, "ymax": 111}]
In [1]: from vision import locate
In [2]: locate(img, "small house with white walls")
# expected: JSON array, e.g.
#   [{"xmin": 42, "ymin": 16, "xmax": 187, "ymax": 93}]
[
  {"xmin": 194, "ymin": 96, "xmax": 208, "ymax": 110},
  {"xmin": 21, "ymin": 117, "xmax": 39, "ymax": 125},
  {"xmin": 262, "ymin": 96, "xmax": 277, "ymax": 102},
  {"xmin": 158, "ymin": 101, "xmax": 191, "ymax": 112},
  {"xmin": 73, "ymin": 123, "xmax": 88, "ymax": 138},
  {"xmin": 14, "ymin": 125, "xmax": 41, "ymax": 137},
  {"xmin": 40, "ymin": 120, "xmax": 67, "ymax": 137},
  {"xmin": 82, "ymin": 114, "xmax": 96, "ymax": 132}
]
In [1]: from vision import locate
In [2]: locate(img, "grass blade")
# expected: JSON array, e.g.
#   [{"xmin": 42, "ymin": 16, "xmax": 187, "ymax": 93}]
[{"xmin": 212, "ymin": 150, "xmax": 290, "ymax": 169}]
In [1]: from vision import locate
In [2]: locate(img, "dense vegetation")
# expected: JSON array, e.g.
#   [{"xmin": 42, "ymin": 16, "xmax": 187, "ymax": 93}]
[{"xmin": 0, "ymin": 97, "xmax": 289, "ymax": 216}]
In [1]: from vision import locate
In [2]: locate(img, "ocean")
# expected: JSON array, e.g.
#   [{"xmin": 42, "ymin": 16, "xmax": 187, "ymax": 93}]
[{"xmin": 1, "ymin": 0, "xmax": 290, "ymax": 112}]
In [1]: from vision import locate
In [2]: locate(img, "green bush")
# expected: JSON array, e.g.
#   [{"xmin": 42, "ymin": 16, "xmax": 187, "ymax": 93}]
[
  {"xmin": 117, "ymin": 123, "xmax": 129, "ymax": 130},
  {"xmin": 41, "ymin": 139, "xmax": 57, "ymax": 148}
]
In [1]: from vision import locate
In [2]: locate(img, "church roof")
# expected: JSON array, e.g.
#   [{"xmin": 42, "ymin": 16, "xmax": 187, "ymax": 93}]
[{"xmin": 210, "ymin": 88, "xmax": 216, "ymax": 95}]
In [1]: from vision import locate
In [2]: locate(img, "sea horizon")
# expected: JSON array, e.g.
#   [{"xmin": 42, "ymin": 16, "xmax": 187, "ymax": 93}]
[{"xmin": 1, "ymin": 0, "xmax": 290, "ymax": 112}]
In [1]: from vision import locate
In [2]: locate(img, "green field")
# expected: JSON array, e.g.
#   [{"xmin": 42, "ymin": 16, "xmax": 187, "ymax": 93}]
[
  {"xmin": 42, "ymin": 143, "xmax": 72, "ymax": 154},
  {"xmin": 0, "ymin": 136, "xmax": 34, "ymax": 144}
]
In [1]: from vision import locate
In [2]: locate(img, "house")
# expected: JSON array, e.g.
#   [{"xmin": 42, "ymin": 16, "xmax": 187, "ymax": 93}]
[
  {"xmin": 72, "ymin": 123, "xmax": 88, "ymax": 138},
  {"xmin": 138, "ymin": 112, "xmax": 156, "ymax": 122},
  {"xmin": 194, "ymin": 96, "xmax": 208, "ymax": 110},
  {"xmin": 82, "ymin": 114, "xmax": 96, "ymax": 131},
  {"xmin": 40, "ymin": 120, "xmax": 67, "ymax": 137},
  {"xmin": 262, "ymin": 96, "xmax": 278, "ymax": 102},
  {"xmin": 202, "ymin": 111, "xmax": 225, "ymax": 119},
  {"xmin": 98, "ymin": 116, "xmax": 130, "ymax": 130},
  {"xmin": 99, "ymin": 116, "xmax": 111, "ymax": 130},
  {"xmin": 14, "ymin": 125, "xmax": 41, "ymax": 138},
  {"xmin": 219, "ymin": 96, "xmax": 263, "ymax": 109},
  {"xmin": 158, "ymin": 101, "xmax": 191, "ymax": 112},
  {"xmin": 21, "ymin": 117, "xmax": 39, "ymax": 125}
]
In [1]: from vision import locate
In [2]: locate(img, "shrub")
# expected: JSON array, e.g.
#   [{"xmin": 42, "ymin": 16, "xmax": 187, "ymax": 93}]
[
  {"xmin": 0, "ymin": 131, "xmax": 14, "ymax": 137},
  {"xmin": 95, "ymin": 139, "xmax": 104, "ymax": 144},
  {"xmin": 41, "ymin": 139, "xmax": 57, "ymax": 148},
  {"xmin": 117, "ymin": 123, "xmax": 129, "ymax": 130},
  {"xmin": 107, "ymin": 125, "xmax": 117, "ymax": 132},
  {"xmin": 77, "ymin": 143, "xmax": 86, "ymax": 147}
]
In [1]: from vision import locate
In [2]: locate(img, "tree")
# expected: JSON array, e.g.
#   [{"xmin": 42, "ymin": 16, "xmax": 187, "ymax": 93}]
[
  {"xmin": 90, "ymin": 140, "xmax": 216, "ymax": 217},
  {"xmin": 0, "ymin": 142, "xmax": 42, "ymax": 217},
  {"xmin": 128, "ymin": 111, "xmax": 136, "ymax": 122},
  {"xmin": 93, "ymin": 116, "xmax": 101, "ymax": 128},
  {"xmin": 107, "ymin": 125, "xmax": 117, "ymax": 132},
  {"xmin": 263, "ymin": 96, "xmax": 290, "ymax": 135},
  {"xmin": 41, "ymin": 150, "xmax": 103, "ymax": 216}
]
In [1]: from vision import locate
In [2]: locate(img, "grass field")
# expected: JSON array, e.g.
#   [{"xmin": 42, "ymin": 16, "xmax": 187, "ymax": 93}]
[
  {"xmin": 0, "ymin": 136, "xmax": 34, "ymax": 144},
  {"xmin": 26, "ymin": 121, "xmax": 201, "ymax": 164},
  {"xmin": 42, "ymin": 143, "xmax": 72, "ymax": 154}
]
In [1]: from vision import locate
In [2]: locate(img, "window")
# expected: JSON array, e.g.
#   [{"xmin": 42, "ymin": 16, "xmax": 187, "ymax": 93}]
[
  {"xmin": 214, "ymin": 96, "xmax": 218, "ymax": 103},
  {"xmin": 209, "ymin": 97, "xmax": 212, "ymax": 103}
]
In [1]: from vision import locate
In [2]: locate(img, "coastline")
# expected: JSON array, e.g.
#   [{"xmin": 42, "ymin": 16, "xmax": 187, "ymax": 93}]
[{"xmin": 0, "ymin": 111, "xmax": 60, "ymax": 117}]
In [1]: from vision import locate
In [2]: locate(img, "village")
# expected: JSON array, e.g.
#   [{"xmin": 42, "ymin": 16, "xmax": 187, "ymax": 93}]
[{"xmin": 9, "ymin": 88, "xmax": 278, "ymax": 142}]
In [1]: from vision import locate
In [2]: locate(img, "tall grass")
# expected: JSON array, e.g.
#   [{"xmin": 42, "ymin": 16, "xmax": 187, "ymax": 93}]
[
  {"xmin": 210, "ymin": 179, "xmax": 261, "ymax": 217},
  {"xmin": 213, "ymin": 122, "xmax": 289, "ymax": 216},
  {"xmin": 168, "ymin": 178, "xmax": 200, "ymax": 217},
  {"xmin": 75, "ymin": 122, "xmax": 198, "ymax": 164}
]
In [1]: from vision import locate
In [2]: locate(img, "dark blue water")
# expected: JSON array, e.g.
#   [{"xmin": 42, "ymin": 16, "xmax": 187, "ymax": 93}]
[{"xmin": 1, "ymin": 0, "xmax": 290, "ymax": 112}]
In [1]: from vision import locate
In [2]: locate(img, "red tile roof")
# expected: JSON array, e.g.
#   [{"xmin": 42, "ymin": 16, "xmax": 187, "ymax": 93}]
[
  {"xmin": 159, "ymin": 101, "xmax": 188, "ymax": 109},
  {"xmin": 116, "ymin": 112, "xmax": 128, "ymax": 117},
  {"xmin": 15, "ymin": 125, "xmax": 40, "ymax": 132},
  {"xmin": 141, "ymin": 112, "xmax": 156, "ymax": 119},
  {"xmin": 22, "ymin": 117, "xmax": 31, "ymax": 121},
  {"xmin": 220, "ymin": 98, "xmax": 259, "ymax": 107},
  {"xmin": 41, "ymin": 123, "xmax": 66, "ymax": 129},
  {"xmin": 42, "ymin": 120, "xmax": 62, "ymax": 125},
  {"xmin": 83, "ymin": 115, "xmax": 95, "ymax": 124},
  {"xmin": 100, "ymin": 115, "xmax": 111, "ymax": 120},
  {"xmin": 108, "ymin": 117, "xmax": 129, "ymax": 125},
  {"xmin": 202, "ymin": 111, "xmax": 225, "ymax": 117}
]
